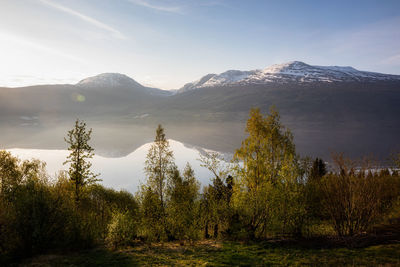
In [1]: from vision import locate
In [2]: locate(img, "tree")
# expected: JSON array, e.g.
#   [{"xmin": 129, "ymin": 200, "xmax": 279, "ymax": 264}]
[
  {"xmin": 143, "ymin": 124, "xmax": 175, "ymax": 240},
  {"xmin": 305, "ymin": 157, "xmax": 327, "ymax": 221},
  {"xmin": 0, "ymin": 152, "xmax": 47, "ymax": 199},
  {"xmin": 0, "ymin": 151, "xmax": 22, "ymax": 197},
  {"xmin": 199, "ymin": 152, "xmax": 233, "ymax": 238},
  {"xmin": 138, "ymin": 185, "xmax": 164, "ymax": 241},
  {"xmin": 309, "ymin": 158, "xmax": 327, "ymax": 181},
  {"xmin": 233, "ymin": 107, "xmax": 304, "ymax": 238},
  {"xmin": 64, "ymin": 119, "xmax": 99, "ymax": 202},
  {"xmin": 167, "ymin": 163, "xmax": 200, "ymax": 241},
  {"xmin": 106, "ymin": 210, "xmax": 137, "ymax": 249}
]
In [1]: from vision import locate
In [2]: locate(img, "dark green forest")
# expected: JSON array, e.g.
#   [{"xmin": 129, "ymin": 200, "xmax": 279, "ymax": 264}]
[{"xmin": 1, "ymin": 108, "xmax": 400, "ymax": 265}]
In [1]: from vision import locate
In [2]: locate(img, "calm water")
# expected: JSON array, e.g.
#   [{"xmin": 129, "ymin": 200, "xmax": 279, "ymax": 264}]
[{"xmin": 8, "ymin": 140, "xmax": 226, "ymax": 193}]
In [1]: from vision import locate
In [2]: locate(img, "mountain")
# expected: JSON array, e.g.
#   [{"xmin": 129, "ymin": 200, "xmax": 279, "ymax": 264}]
[
  {"xmin": 77, "ymin": 73, "xmax": 144, "ymax": 88},
  {"xmin": 77, "ymin": 73, "xmax": 173, "ymax": 96},
  {"xmin": 0, "ymin": 62, "xmax": 399, "ymax": 160},
  {"xmin": 177, "ymin": 61, "xmax": 400, "ymax": 93}
]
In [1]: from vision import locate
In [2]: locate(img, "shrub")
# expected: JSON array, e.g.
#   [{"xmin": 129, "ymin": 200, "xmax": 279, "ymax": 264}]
[
  {"xmin": 319, "ymin": 155, "xmax": 399, "ymax": 236},
  {"xmin": 106, "ymin": 211, "xmax": 137, "ymax": 248}
]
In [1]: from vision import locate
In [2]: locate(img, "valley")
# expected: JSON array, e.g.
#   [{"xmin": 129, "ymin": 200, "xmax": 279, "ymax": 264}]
[{"xmin": 1, "ymin": 61, "xmax": 399, "ymax": 161}]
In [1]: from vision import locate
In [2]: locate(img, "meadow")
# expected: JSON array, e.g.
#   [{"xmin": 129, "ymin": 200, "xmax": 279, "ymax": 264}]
[{"xmin": 20, "ymin": 241, "xmax": 400, "ymax": 266}]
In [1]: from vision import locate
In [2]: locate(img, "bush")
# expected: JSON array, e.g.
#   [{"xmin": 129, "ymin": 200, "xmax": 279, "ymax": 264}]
[
  {"xmin": 319, "ymin": 155, "xmax": 400, "ymax": 236},
  {"xmin": 106, "ymin": 211, "xmax": 137, "ymax": 248}
]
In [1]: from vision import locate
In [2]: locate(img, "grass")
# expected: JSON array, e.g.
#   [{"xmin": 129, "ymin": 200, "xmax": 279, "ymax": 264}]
[{"xmin": 18, "ymin": 240, "xmax": 400, "ymax": 266}]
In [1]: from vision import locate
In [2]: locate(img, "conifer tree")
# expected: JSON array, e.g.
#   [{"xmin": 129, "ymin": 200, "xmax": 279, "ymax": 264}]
[
  {"xmin": 64, "ymin": 119, "xmax": 99, "ymax": 202},
  {"xmin": 310, "ymin": 158, "xmax": 327, "ymax": 181}
]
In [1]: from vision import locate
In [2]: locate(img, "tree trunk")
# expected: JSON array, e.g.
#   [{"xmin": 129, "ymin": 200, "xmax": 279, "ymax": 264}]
[
  {"xmin": 204, "ymin": 221, "xmax": 209, "ymax": 239},
  {"xmin": 214, "ymin": 223, "xmax": 219, "ymax": 238}
]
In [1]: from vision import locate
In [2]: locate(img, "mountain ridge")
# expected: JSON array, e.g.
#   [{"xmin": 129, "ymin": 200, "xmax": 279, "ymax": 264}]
[
  {"xmin": 177, "ymin": 61, "xmax": 400, "ymax": 93},
  {"xmin": 1, "ymin": 61, "xmax": 400, "ymax": 93}
]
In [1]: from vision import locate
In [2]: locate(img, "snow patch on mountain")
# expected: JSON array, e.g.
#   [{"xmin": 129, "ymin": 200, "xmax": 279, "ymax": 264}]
[
  {"xmin": 77, "ymin": 73, "xmax": 143, "ymax": 88},
  {"xmin": 178, "ymin": 61, "xmax": 400, "ymax": 93}
]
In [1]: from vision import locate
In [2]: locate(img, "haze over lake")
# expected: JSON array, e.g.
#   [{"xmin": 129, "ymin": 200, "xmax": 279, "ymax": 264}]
[{"xmin": 8, "ymin": 140, "xmax": 227, "ymax": 193}]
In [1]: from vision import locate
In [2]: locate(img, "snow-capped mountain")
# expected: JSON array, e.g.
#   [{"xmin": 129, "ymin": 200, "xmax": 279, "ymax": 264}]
[
  {"xmin": 179, "ymin": 71, "xmax": 256, "ymax": 92},
  {"xmin": 77, "ymin": 73, "xmax": 144, "ymax": 88},
  {"xmin": 76, "ymin": 73, "xmax": 173, "ymax": 96},
  {"xmin": 178, "ymin": 61, "xmax": 400, "ymax": 93}
]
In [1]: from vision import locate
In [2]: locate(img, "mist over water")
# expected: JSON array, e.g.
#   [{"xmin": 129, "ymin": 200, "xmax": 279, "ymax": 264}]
[{"xmin": 8, "ymin": 140, "xmax": 227, "ymax": 193}]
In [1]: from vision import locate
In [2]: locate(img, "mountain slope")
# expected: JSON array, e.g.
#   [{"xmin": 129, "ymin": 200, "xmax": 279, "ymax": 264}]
[{"xmin": 177, "ymin": 61, "xmax": 400, "ymax": 93}]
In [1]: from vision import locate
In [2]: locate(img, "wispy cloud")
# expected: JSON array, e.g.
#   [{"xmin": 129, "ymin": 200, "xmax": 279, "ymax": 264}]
[
  {"xmin": 128, "ymin": 0, "xmax": 183, "ymax": 14},
  {"xmin": 38, "ymin": 0, "xmax": 126, "ymax": 39},
  {"xmin": 0, "ymin": 31, "xmax": 86, "ymax": 63}
]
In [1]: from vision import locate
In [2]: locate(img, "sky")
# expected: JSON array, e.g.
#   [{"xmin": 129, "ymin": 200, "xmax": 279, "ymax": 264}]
[{"xmin": 0, "ymin": 0, "xmax": 399, "ymax": 89}]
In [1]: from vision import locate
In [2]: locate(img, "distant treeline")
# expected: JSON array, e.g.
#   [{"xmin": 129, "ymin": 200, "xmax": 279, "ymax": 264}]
[{"xmin": 1, "ymin": 108, "xmax": 399, "ymax": 263}]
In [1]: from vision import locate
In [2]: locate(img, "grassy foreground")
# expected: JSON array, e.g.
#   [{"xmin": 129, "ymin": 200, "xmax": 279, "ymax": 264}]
[{"xmin": 18, "ymin": 240, "xmax": 400, "ymax": 266}]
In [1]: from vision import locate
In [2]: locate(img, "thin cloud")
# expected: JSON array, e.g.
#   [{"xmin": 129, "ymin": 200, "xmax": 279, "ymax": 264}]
[
  {"xmin": 38, "ymin": 0, "xmax": 126, "ymax": 39},
  {"xmin": 128, "ymin": 0, "xmax": 183, "ymax": 13},
  {"xmin": 0, "ymin": 31, "xmax": 86, "ymax": 64}
]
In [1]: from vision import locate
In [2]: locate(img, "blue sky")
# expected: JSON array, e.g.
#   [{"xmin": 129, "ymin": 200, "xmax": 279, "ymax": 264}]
[{"xmin": 0, "ymin": 0, "xmax": 399, "ymax": 89}]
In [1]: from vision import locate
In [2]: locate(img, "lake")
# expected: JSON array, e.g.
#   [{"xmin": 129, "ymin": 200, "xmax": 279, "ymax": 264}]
[{"xmin": 7, "ymin": 140, "xmax": 230, "ymax": 193}]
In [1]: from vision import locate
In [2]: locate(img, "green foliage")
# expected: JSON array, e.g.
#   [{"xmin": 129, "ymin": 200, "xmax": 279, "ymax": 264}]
[
  {"xmin": 106, "ymin": 210, "xmax": 137, "ymax": 248},
  {"xmin": 0, "ymin": 154, "xmax": 90, "ymax": 261},
  {"xmin": 0, "ymin": 150, "xmax": 139, "ymax": 263},
  {"xmin": 85, "ymin": 185, "xmax": 139, "ymax": 239},
  {"xmin": 167, "ymin": 163, "xmax": 200, "ymax": 241},
  {"xmin": 232, "ymin": 107, "xmax": 306, "ymax": 238},
  {"xmin": 201, "ymin": 177, "xmax": 234, "ymax": 239},
  {"xmin": 137, "ymin": 185, "xmax": 165, "ymax": 241},
  {"xmin": 199, "ymin": 152, "xmax": 234, "ymax": 238},
  {"xmin": 64, "ymin": 119, "xmax": 100, "ymax": 202},
  {"xmin": 143, "ymin": 124, "xmax": 175, "ymax": 240},
  {"xmin": 0, "ymin": 150, "xmax": 22, "ymax": 196},
  {"xmin": 144, "ymin": 124, "xmax": 174, "ymax": 207},
  {"xmin": 2, "ymin": 108, "xmax": 400, "ymax": 265}
]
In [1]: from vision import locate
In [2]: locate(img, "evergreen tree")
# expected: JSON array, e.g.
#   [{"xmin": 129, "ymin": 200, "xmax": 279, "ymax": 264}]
[
  {"xmin": 309, "ymin": 158, "xmax": 327, "ymax": 181},
  {"xmin": 64, "ymin": 119, "xmax": 99, "ymax": 202},
  {"xmin": 305, "ymin": 157, "xmax": 327, "ymax": 220}
]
